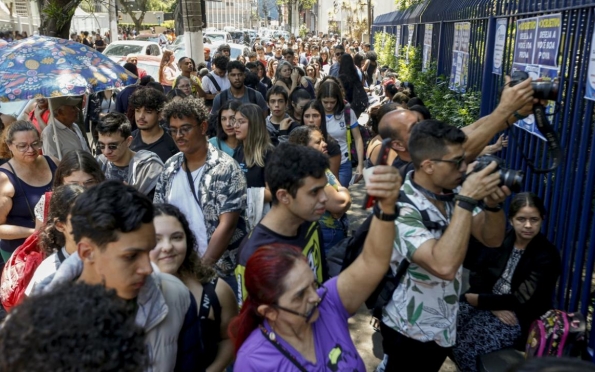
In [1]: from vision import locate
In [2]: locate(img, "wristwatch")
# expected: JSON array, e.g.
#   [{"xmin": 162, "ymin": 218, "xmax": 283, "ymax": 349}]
[{"xmin": 373, "ymin": 203, "xmax": 398, "ymax": 221}]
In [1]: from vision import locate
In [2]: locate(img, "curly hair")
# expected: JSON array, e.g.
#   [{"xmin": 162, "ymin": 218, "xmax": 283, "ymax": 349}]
[
  {"xmin": 288, "ymin": 125, "xmax": 322, "ymax": 147},
  {"xmin": 129, "ymin": 86, "xmax": 167, "ymax": 111},
  {"xmin": 153, "ymin": 204, "xmax": 216, "ymax": 283},
  {"xmin": 53, "ymin": 150, "xmax": 105, "ymax": 188},
  {"xmin": 0, "ymin": 282, "xmax": 147, "ymax": 371},
  {"xmin": 163, "ymin": 96, "xmax": 209, "ymax": 126},
  {"xmin": 0, "ymin": 120, "xmax": 38, "ymax": 159},
  {"xmin": 39, "ymin": 184, "xmax": 85, "ymax": 255}
]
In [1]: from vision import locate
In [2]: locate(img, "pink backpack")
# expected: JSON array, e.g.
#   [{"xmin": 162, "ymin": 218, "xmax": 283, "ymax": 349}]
[{"xmin": 525, "ymin": 309, "xmax": 586, "ymax": 358}]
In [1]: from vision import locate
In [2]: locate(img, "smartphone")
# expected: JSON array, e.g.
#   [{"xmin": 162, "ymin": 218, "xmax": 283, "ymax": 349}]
[{"xmin": 362, "ymin": 138, "xmax": 392, "ymax": 209}]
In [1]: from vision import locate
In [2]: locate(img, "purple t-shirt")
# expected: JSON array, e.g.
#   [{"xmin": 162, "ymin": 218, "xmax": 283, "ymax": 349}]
[{"xmin": 236, "ymin": 277, "xmax": 366, "ymax": 371}]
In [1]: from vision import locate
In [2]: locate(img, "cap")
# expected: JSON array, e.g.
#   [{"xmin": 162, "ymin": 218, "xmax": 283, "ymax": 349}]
[
  {"xmin": 49, "ymin": 96, "xmax": 82, "ymax": 110},
  {"xmin": 204, "ymin": 47, "xmax": 211, "ymax": 52}
]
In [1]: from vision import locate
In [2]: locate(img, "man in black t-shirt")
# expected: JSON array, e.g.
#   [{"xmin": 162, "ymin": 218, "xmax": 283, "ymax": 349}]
[
  {"xmin": 128, "ymin": 88, "xmax": 179, "ymax": 163},
  {"xmin": 235, "ymin": 143, "xmax": 328, "ymax": 305}
]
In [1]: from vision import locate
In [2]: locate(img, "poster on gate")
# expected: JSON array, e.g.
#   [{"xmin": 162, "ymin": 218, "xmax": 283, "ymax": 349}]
[
  {"xmin": 585, "ymin": 25, "xmax": 595, "ymax": 101},
  {"xmin": 423, "ymin": 24, "xmax": 433, "ymax": 71},
  {"xmin": 493, "ymin": 18, "xmax": 507, "ymax": 75},
  {"xmin": 406, "ymin": 25, "xmax": 414, "ymax": 63},
  {"xmin": 449, "ymin": 22, "xmax": 471, "ymax": 92},
  {"xmin": 394, "ymin": 25, "xmax": 402, "ymax": 56},
  {"xmin": 511, "ymin": 14, "xmax": 561, "ymax": 140}
]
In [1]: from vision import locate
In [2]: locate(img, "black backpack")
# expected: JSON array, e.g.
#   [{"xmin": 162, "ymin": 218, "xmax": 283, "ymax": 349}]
[{"xmin": 326, "ymin": 192, "xmax": 446, "ymax": 320}]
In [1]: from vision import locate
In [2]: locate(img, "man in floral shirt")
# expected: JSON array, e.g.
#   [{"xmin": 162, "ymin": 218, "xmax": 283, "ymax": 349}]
[
  {"xmin": 380, "ymin": 120, "xmax": 511, "ymax": 371},
  {"xmin": 154, "ymin": 97, "xmax": 247, "ymax": 288}
]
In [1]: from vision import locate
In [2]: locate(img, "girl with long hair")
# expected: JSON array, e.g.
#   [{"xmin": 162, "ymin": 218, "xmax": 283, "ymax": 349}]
[
  {"xmin": 266, "ymin": 59, "xmax": 278, "ymax": 80},
  {"xmin": 338, "ymin": 53, "xmax": 368, "ymax": 117},
  {"xmin": 233, "ymin": 104, "xmax": 274, "ymax": 230},
  {"xmin": 159, "ymin": 50, "xmax": 179, "ymax": 93},
  {"xmin": 208, "ymin": 100, "xmax": 242, "ymax": 157},
  {"xmin": 301, "ymin": 100, "xmax": 341, "ymax": 179},
  {"xmin": 315, "ymin": 80, "xmax": 364, "ymax": 187},
  {"xmin": 287, "ymin": 88, "xmax": 311, "ymax": 124},
  {"xmin": 151, "ymin": 203, "xmax": 237, "ymax": 371}
]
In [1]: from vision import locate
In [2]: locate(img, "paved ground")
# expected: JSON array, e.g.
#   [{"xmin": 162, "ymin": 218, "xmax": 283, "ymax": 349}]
[{"xmin": 345, "ymin": 181, "xmax": 457, "ymax": 372}]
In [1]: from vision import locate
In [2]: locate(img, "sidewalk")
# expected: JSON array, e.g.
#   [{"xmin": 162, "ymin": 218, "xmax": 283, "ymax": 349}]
[{"xmin": 345, "ymin": 180, "xmax": 457, "ymax": 372}]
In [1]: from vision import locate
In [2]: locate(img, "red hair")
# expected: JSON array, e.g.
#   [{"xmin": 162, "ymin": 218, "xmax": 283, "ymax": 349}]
[{"xmin": 228, "ymin": 244, "xmax": 306, "ymax": 353}]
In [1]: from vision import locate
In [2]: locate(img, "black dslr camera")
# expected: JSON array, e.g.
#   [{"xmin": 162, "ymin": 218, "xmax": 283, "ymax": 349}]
[
  {"xmin": 471, "ymin": 155, "xmax": 524, "ymax": 193},
  {"xmin": 509, "ymin": 70, "xmax": 559, "ymax": 100}
]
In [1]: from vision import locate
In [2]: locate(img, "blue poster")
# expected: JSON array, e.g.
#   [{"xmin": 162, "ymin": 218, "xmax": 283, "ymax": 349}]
[
  {"xmin": 511, "ymin": 14, "xmax": 561, "ymax": 140},
  {"xmin": 586, "ymin": 27, "xmax": 595, "ymax": 101},
  {"xmin": 449, "ymin": 22, "xmax": 470, "ymax": 92}
]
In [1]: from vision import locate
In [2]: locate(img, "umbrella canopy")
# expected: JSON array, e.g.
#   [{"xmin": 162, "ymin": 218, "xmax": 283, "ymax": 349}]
[{"xmin": 0, "ymin": 35, "xmax": 137, "ymax": 101}]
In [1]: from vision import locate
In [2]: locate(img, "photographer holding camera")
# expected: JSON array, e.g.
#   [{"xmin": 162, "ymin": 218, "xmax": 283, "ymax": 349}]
[{"xmin": 379, "ymin": 119, "xmax": 512, "ymax": 372}]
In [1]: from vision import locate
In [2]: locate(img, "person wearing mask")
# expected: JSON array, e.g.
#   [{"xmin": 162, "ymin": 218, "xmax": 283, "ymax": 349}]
[
  {"xmin": 153, "ymin": 97, "xmax": 248, "ymax": 288},
  {"xmin": 95, "ymin": 113, "xmax": 163, "ymax": 197},
  {"xmin": 151, "ymin": 203, "xmax": 238, "ymax": 371},
  {"xmin": 288, "ymin": 126, "xmax": 351, "ymax": 251},
  {"xmin": 31, "ymin": 181, "xmax": 202, "ymax": 371},
  {"xmin": 159, "ymin": 50, "xmax": 180, "ymax": 94},
  {"xmin": 230, "ymin": 145, "xmax": 400, "ymax": 369},
  {"xmin": 42, "ymin": 97, "xmax": 90, "ymax": 159},
  {"xmin": 129, "ymin": 88, "xmax": 179, "ymax": 163},
  {"xmin": 209, "ymin": 100, "xmax": 242, "ymax": 157},
  {"xmin": 202, "ymin": 55, "xmax": 231, "ymax": 108},
  {"xmin": 0, "ymin": 121, "xmax": 58, "ymax": 262}
]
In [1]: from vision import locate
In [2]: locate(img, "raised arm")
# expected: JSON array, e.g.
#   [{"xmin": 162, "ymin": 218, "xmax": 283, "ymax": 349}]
[{"xmin": 337, "ymin": 165, "xmax": 401, "ymax": 314}]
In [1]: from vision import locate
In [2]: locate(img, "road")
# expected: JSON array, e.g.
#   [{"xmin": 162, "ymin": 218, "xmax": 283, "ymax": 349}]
[{"xmin": 345, "ymin": 180, "xmax": 457, "ymax": 372}]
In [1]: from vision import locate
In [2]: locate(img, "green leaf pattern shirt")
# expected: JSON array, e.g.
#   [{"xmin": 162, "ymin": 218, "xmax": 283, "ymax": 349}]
[{"xmin": 382, "ymin": 172, "xmax": 480, "ymax": 347}]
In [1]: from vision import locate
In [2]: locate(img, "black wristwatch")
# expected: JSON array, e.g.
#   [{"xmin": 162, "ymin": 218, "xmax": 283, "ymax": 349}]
[
  {"xmin": 484, "ymin": 204, "xmax": 503, "ymax": 212},
  {"xmin": 373, "ymin": 203, "xmax": 398, "ymax": 221}
]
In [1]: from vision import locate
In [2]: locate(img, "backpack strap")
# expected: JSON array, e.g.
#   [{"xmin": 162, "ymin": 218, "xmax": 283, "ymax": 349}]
[
  {"xmin": 42, "ymin": 191, "xmax": 52, "ymax": 224},
  {"xmin": 199, "ymin": 278, "xmax": 222, "ymax": 325},
  {"xmin": 56, "ymin": 248, "xmax": 66, "ymax": 263},
  {"xmin": 206, "ymin": 73, "xmax": 222, "ymax": 92},
  {"xmin": 398, "ymin": 193, "xmax": 447, "ymax": 233}
]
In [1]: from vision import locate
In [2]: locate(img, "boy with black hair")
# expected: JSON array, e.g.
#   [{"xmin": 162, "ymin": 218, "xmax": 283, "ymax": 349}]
[
  {"xmin": 32, "ymin": 181, "xmax": 202, "ymax": 371},
  {"xmin": 96, "ymin": 112, "xmax": 164, "ymax": 196},
  {"xmin": 129, "ymin": 88, "xmax": 179, "ymax": 163},
  {"xmin": 265, "ymin": 85, "xmax": 299, "ymax": 145},
  {"xmin": 202, "ymin": 54, "xmax": 231, "ymax": 106},
  {"xmin": 235, "ymin": 143, "xmax": 328, "ymax": 304}
]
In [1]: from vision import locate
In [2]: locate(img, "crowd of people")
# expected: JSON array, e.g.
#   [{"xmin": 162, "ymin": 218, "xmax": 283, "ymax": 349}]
[{"xmin": 0, "ymin": 30, "xmax": 578, "ymax": 372}]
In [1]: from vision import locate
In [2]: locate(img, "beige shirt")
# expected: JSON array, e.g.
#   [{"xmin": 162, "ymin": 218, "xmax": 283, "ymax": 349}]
[{"xmin": 41, "ymin": 118, "xmax": 90, "ymax": 159}]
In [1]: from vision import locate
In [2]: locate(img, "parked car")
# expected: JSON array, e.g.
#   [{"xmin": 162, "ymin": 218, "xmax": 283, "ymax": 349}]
[
  {"xmin": 229, "ymin": 31, "xmax": 250, "ymax": 45},
  {"xmin": 103, "ymin": 40, "xmax": 162, "ymax": 62},
  {"xmin": 117, "ymin": 55, "xmax": 162, "ymax": 80},
  {"xmin": 174, "ymin": 42, "xmax": 248, "ymax": 62},
  {"xmin": 134, "ymin": 34, "xmax": 160, "ymax": 43},
  {"xmin": 203, "ymin": 31, "xmax": 233, "ymax": 45}
]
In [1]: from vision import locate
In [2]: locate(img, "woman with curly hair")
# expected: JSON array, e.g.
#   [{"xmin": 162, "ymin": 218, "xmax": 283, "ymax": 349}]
[
  {"xmin": 150, "ymin": 203, "xmax": 238, "ymax": 372},
  {"xmin": 25, "ymin": 184, "xmax": 86, "ymax": 295}
]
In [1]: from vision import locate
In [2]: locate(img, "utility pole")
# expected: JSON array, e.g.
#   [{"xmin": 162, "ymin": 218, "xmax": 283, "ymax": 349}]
[
  {"xmin": 109, "ymin": 0, "xmax": 118, "ymax": 44},
  {"xmin": 182, "ymin": 0, "xmax": 205, "ymax": 63}
]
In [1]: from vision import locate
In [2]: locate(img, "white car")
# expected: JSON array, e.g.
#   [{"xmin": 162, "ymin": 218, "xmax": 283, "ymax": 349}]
[
  {"xmin": 102, "ymin": 40, "xmax": 162, "ymax": 62},
  {"xmin": 203, "ymin": 31, "xmax": 233, "ymax": 46}
]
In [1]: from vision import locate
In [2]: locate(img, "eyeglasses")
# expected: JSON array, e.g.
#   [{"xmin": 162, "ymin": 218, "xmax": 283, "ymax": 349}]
[
  {"xmin": 13, "ymin": 141, "xmax": 42, "ymax": 152},
  {"xmin": 274, "ymin": 282, "xmax": 327, "ymax": 323},
  {"xmin": 233, "ymin": 119, "xmax": 248, "ymax": 128},
  {"xmin": 430, "ymin": 154, "xmax": 466, "ymax": 169},
  {"xmin": 97, "ymin": 140, "xmax": 125, "ymax": 151},
  {"xmin": 167, "ymin": 124, "xmax": 197, "ymax": 137}
]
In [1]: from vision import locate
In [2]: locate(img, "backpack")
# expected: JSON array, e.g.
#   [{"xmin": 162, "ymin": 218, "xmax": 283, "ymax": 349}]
[
  {"xmin": 326, "ymin": 192, "xmax": 446, "ymax": 321},
  {"xmin": 207, "ymin": 88, "xmax": 257, "ymax": 138},
  {"xmin": 525, "ymin": 310, "xmax": 586, "ymax": 358},
  {"xmin": 204, "ymin": 73, "xmax": 222, "ymax": 107},
  {"xmin": 0, "ymin": 192, "xmax": 52, "ymax": 312}
]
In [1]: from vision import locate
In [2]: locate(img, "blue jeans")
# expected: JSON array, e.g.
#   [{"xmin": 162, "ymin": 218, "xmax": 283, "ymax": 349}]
[
  {"xmin": 338, "ymin": 161, "xmax": 352, "ymax": 187},
  {"xmin": 321, "ymin": 225, "xmax": 346, "ymax": 254}
]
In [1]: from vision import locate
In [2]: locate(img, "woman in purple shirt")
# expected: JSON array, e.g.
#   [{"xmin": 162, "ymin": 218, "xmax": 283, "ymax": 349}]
[{"xmin": 228, "ymin": 162, "xmax": 401, "ymax": 371}]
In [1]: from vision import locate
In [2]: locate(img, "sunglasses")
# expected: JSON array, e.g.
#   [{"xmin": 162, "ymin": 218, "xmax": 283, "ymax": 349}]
[{"xmin": 97, "ymin": 140, "xmax": 125, "ymax": 151}]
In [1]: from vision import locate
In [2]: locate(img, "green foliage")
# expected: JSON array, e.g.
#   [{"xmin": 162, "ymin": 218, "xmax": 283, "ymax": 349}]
[
  {"xmin": 375, "ymin": 32, "xmax": 480, "ymax": 128},
  {"xmin": 373, "ymin": 32, "xmax": 397, "ymax": 68},
  {"xmin": 394, "ymin": 0, "xmax": 423, "ymax": 11},
  {"xmin": 42, "ymin": 0, "xmax": 76, "ymax": 30},
  {"xmin": 299, "ymin": 24, "xmax": 308, "ymax": 39}
]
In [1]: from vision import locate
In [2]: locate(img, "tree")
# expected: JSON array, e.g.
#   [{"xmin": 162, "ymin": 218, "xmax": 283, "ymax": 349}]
[
  {"xmin": 276, "ymin": 0, "xmax": 315, "ymax": 34},
  {"xmin": 118, "ymin": 0, "xmax": 174, "ymax": 31},
  {"xmin": 37, "ymin": 0, "xmax": 83, "ymax": 38}
]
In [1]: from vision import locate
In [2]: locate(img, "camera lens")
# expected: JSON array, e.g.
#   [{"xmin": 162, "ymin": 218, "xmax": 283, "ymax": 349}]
[
  {"xmin": 531, "ymin": 81, "xmax": 558, "ymax": 101},
  {"xmin": 499, "ymin": 169, "xmax": 524, "ymax": 193}
]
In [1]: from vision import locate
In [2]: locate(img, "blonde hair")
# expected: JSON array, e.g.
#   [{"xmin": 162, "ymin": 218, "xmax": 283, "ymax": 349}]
[
  {"xmin": 236, "ymin": 104, "xmax": 273, "ymax": 168},
  {"xmin": 159, "ymin": 50, "xmax": 174, "ymax": 83}
]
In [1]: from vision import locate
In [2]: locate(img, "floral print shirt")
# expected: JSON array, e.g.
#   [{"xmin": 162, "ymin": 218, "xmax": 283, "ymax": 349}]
[
  {"xmin": 154, "ymin": 143, "xmax": 248, "ymax": 276},
  {"xmin": 382, "ymin": 172, "xmax": 481, "ymax": 347}
]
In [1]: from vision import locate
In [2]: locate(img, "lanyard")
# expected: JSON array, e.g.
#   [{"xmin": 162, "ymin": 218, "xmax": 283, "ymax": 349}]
[
  {"xmin": 259, "ymin": 325, "xmax": 308, "ymax": 372},
  {"xmin": 184, "ymin": 156, "xmax": 200, "ymax": 206}
]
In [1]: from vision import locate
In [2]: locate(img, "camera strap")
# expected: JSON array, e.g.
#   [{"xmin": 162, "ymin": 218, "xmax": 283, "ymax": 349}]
[
  {"xmin": 509, "ymin": 104, "xmax": 563, "ymax": 174},
  {"xmin": 410, "ymin": 175, "xmax": 456, "ymax": 202}
]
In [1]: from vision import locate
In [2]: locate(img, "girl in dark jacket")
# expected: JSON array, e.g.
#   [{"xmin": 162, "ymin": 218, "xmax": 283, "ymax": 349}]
[{"xmin": 452, "ymin": 192, "xmax": 561, "ymax": 372}]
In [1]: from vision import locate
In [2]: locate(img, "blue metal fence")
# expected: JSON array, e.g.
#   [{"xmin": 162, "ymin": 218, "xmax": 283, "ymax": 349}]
[{"xmin": 373, "ymin": 0, "xmax": 595, "ymax": 360}]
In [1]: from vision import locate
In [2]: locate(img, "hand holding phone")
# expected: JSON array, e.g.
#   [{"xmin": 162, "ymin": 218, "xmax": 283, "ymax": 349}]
[{"xmin": 362, "ymin": 138, "xmax": 392, "ymax": 209}]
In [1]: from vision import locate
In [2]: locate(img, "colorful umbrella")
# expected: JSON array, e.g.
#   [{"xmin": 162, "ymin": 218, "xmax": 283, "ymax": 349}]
[{"xmin": 0, "ymin": 35, "xmax": 137, "ymax": 101}]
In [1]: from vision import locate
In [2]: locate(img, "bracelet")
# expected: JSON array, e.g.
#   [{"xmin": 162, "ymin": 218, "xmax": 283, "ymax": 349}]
[
  {"xmin": 484, "ymin": 204, "xmax": 503, "ymax": 212},
  {"xmin": 373, "ymin": 203, "xmax": 398, "ymax": 221},
  {"xmin": 513, "ymin": 111, "xmax": 528, "ymax": 121},
  {"xmin": 456, "ymin": 200, "xmax": 475, "ymax": 212},
  {"xmin": 454, "ymin": 195, "xmax": 479, "ymax": 205}
]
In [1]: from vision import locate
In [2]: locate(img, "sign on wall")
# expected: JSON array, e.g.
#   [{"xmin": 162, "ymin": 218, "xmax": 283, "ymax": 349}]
[
  {"xmin": 449, "ymin": 22, "xmax": 471, "ymax": 92},
  {"xmin": 512, "ymin": 14, "xmax": 561, "ymax": 140},
  {"xmin": 423, "ymin": 24, "xmax": 433, "ymax": 71},
  {"xmin": 493, "ymin": 18, "xmax": 507, "ymax": 75},
  {"xmin": 394, "ymin": 25, "xmax": 402, "ymax": 56},
  {"xmin": 585, "ymin": 26, "xmax": 595, "ymax": 101}
]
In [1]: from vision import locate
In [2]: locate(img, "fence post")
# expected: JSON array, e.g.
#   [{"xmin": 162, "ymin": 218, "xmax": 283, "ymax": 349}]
[
  {"xmin": 480, "ymin": 15, "xmax": 496, "ymax": 117},
  {"xmin": 436, "ymin": 20, "xmax": 445, "ymax": 77}
]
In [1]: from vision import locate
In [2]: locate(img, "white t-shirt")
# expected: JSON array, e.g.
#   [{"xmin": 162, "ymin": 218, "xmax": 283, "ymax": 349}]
[
  {"xmin": 25, "ymin": 247, "xmax": 70, "ymax": 296},
  {"xmin": 326, "ymin": 109, "xmax": 358, "ymax": 164},
  {"xmin": 168, "ymin": 167, "xmax": 209, "ymax": 256},
  {"xmin": 201, "ymin": 72, "xmax": 231, "ymax": 94}
]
